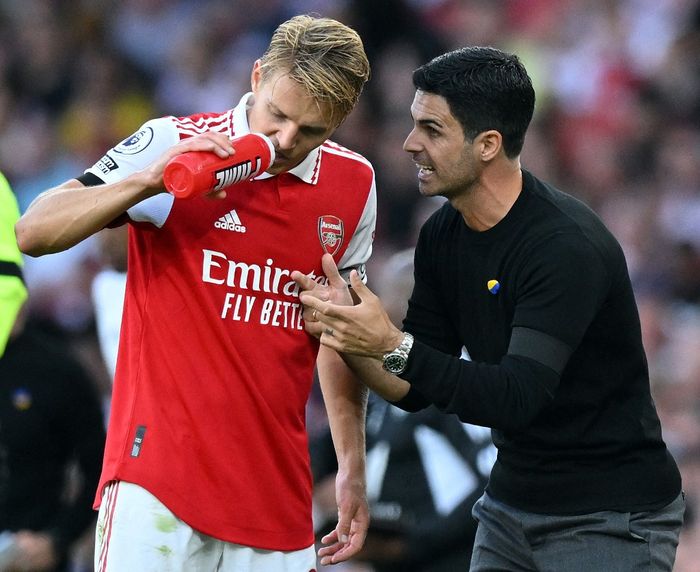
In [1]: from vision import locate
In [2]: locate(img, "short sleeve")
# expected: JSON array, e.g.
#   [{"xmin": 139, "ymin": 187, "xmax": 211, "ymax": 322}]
[
  {"xmin": 84, "ymin": 118, "xmax": 179, "ymax": 228},
  {"xmin": 337, "ymin": 175, "xmax": 377, "ymax": 284}
]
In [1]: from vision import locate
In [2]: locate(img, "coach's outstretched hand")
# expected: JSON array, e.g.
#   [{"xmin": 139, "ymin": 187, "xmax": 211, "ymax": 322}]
[
  {"xmin": 291, "ymin": 253, "xmax": 353, "ymax": 340},
  {"xmin": 293, "ymin": 254, "xmax": 403, "ymax": 359}
]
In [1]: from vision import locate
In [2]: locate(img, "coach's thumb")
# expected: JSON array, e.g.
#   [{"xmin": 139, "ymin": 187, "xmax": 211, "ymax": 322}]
[{"xmin": 349, "ymin": 270, "xmax": 373, "ymax": 301}]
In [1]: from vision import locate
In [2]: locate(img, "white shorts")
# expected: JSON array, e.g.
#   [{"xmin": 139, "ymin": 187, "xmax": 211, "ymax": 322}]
[{"xmin": 95, "ymin": 481, "xmax": 317, "ymax": 572}]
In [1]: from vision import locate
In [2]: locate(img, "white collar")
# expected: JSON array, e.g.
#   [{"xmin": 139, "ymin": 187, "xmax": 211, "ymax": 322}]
[{"xmin": 232, "ymin": 93, "xmax": 322, "ymax": 185}]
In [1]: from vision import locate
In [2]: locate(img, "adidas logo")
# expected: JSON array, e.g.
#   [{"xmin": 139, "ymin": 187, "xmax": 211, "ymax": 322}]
[{"xmin": 214, "ymin": 209, "xmax": 246, "ymax": 233}]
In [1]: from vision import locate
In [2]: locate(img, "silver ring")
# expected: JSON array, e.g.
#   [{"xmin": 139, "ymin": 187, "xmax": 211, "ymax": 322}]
[
  {"xmin": 312, "ymin": 310, "xmax": 317, "ymax": 320},
  {"xmin": 324, "ymin": 328, "xmax": 334, "ymax": 336}
]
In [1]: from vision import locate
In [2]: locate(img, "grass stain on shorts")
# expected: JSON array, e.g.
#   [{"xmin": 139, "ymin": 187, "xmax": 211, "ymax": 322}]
[{"xmin": 154, "ymin": 513, "xmax": 178, "ymax": 533}]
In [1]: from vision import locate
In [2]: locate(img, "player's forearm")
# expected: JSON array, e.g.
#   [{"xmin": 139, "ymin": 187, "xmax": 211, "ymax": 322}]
[
  {"xmin": 340, "ymin": 353, "xmax": 411, "ymax": 403},
  {"xmin": 15, "ymin": 173, "xmax": 159, "ymax": 256},
  {"xmin": 317, "ymin": 347, "xmax": 368, "ymax": 476}
]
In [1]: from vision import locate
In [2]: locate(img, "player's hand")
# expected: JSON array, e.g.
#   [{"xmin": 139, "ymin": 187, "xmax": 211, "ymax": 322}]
[
  {"xmin": 318, "ymin": 470, "xmax": 369, "ymax": 565},
  {"xmin": 139, "ymin": 131, "xmax": 235, "ymax": 199},
  {"xmin": 291, "ymin": 253, "xmax": 353, "ymax": 339}
]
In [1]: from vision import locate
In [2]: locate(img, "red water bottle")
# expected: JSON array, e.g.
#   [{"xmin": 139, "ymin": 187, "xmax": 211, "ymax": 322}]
[{"xmin": 163, "ymin": 133, "xmax": 275, "ymax": 199}]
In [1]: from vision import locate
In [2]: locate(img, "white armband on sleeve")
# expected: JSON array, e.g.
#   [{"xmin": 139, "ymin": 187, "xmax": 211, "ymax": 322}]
[
  {"xmin": 338, "ymin": 177, "xmax": 377, "ymax": 284},
  {"xmin": 84, "ymin": 117, "xmax": 179, "ymax": 228}
]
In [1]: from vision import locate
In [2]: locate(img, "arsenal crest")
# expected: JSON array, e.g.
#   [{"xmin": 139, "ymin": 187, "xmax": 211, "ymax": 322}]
[{"xmin": 318, "ymin": 215, "xmax": 344, "ymax": 256}]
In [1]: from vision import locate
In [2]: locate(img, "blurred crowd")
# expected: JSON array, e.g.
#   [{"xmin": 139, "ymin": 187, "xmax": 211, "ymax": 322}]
[{"xmin": 1, "ymin": 0, "xmax": 699, "ymax": 569}]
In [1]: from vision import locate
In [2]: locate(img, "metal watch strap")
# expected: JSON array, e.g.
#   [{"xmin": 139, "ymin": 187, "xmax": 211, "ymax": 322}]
[
  {"xmin": 395, "ymin": 332, "xmax": 414, "ymax": 358},
  {"xmin": 382, "ymin": 332, "xmax": 414, "ymax": 374}
]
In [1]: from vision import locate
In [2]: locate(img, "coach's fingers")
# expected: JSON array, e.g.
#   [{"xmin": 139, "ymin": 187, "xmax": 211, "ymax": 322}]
[{"xmin": 348, "ymin": 269, "xmax": 378, "ymax": 304}]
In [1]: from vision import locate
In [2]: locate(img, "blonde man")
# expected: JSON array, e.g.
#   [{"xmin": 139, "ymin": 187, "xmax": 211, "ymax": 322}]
[{"xmin": 17, "ymin": 15, "xmax": 374, "ymax": 571}]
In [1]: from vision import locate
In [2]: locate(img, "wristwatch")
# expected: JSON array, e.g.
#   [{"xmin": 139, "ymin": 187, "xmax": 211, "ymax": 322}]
[{"xmin": 382, "ymin": 332, "xmax": 414, "ymax": 375}]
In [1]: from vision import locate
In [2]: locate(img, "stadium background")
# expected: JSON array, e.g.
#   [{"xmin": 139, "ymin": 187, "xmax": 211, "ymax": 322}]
[{"xmin": 0, "ymin": 0, "xmax": 698, "ymax": 569}]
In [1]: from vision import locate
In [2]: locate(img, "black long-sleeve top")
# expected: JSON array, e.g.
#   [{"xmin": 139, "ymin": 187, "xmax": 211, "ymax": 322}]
[
  {"xmin": 0, "ymin": 326, "xmax": 105, "ymax": 558},
  {"xmin": 395, "ymin": 170, "xmax": 681, "ymax": 515}
]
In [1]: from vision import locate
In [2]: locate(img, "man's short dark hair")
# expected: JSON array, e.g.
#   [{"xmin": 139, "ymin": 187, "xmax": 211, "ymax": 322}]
[{"xmin": 413, "ymin": 46, "xmax": 535, "ymax": 158}]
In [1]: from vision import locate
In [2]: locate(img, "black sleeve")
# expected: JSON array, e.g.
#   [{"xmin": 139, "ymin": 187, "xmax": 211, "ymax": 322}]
[
  {"xmin": 402, "ymin": 341, "xmax": 557, "ymax": 430},
  {"xmin": 389, "ymin": 229, "xmax": 459, "ymax": 413},
  {"xmin": 398, "ymin": 231, "xmax": 609, "ymax": 431},
  {"xmin": 391, "ymin": 385, "xmax": 431, "ymax": 412},
  {"xmin": 45, "ymin": 355, "xmax": 106, "ymax": 554}
]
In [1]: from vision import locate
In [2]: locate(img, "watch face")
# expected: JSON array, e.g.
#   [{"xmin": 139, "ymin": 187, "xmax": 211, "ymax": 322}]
[{"xmin": 383, "ymin": 354, "xmax": 407, "ymax": 374}]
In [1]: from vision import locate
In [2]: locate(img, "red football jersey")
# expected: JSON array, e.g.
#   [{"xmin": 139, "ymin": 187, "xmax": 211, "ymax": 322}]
[{"xmin": 86, "ymin": 94, "xmax": 376, "ymax": 550}]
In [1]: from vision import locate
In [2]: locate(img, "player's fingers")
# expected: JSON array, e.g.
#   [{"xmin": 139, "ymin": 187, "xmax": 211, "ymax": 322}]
[
  {"xmin": 319, "ymin": 528, "xmax": 339, "ymax": 547},
  {"xmin": 321, "ymin": 253, "xmax": 346, "ymax": 289},
  {"xmin": 329, "ymin": 543, "xmax": 360, "ymax": 564},
  {"xmin": 318, "ymin": 540, "xmax": 345, "ymax": 566},
  {"xmin": 298, "ymin": 294, "xmax": 350, "ymax": 323},
  {"xmin": 181, "ymin": 132, "xmax": 234, "ymax": 157},
  {"xmin": 331, "ymin": 531, "xmax": 365, "ymax": 563},
  {"xmin": 205, "ymin": 189, "xmax": 227, "ymax": 200},
  {"xmin": 290, "ymin": 270, "xmax": 318, "ymax": 292},
  {"xmin": 298, "ymin": 293, "xmax": 323, "ymax": 316},
  {"xmin": 200, "ymin": 130, "xmax": 234, "ymax": 147},
  {"xmin": 325, "ymin": 528, "xmax": 367, "ymax": 564},
  {"xmin": 299, "ymin": 304, "xmax": 315, "ymax": 323},
  {"xmin": 335, "ymin": 512, "xmax": 351, "ymax": 546},
  {"xmin": 299, "ymin": 294, "xmax": 338, "ymax": 322},
  {"xmin": 319, "ymin": 552, "xmax": 340, "ymax": 566}
]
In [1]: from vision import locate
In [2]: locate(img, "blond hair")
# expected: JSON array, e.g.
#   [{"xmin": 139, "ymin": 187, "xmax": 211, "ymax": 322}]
[{"xmin": 259, "ymin": 15, "xmax": 370, "ymax": 126}]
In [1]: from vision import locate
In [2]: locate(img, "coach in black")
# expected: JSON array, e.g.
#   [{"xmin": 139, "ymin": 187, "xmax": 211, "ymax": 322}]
[{"xmin": 293, "ymin": 47, "xmax": 684, "ymax": 571}]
